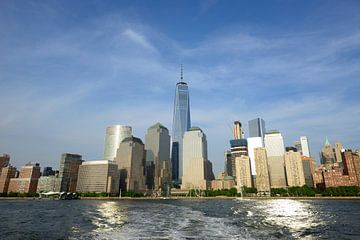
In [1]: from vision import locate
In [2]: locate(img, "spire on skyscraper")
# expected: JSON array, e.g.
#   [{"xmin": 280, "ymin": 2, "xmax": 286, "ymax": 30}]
[
  {"xmin": 180, "ymin": 64, "xmax": 184, "ymax": 83},
  {"xmin": 325, "ymin": 137, "xmax": 331, "ymax": 146}
]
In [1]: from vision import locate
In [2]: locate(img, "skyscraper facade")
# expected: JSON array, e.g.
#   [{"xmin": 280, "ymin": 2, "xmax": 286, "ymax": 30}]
[
  {"xmin": 8, "ymin": 163, "xmax": 41, "ymax": 193},
  {"xmin": 320, "ymin": 138, "xmax": 335, "ymax": 165},
  {"xmin": 264, "ymin": 130, "xmax": 287, "ymax": 188},
  {"xmin": 248, "ymin": 118, "xmax": 266, "ymax": 138},
  {"xmin": 334, "ymin": 142, "xmax": 343, "ymax": 163},
  {"xmin": 115, "ymin": 136, "xmax": 146, "ymax": 192},
  {"xmin": 103, "ymin": 125, "xmax": 132, "ymax": 160},
  {"xmin": 235, "ymin": 155, "xmax": 252, "ymax": 190},
  {"xmin": 247, "ymin": 137, "xmax": 264, "ymax": 175},
  {"xmin": 254, "ymin": 147, "xmax": 271, "ymax": 194},
  {"xmin": 284, "ymin": 150, "xmax": 306, "ymax": 187},
  {"xmin": 181, "ymin": 127, "xmax": 214, "ymax": 190},
  {"xmin": 58, "ymin": 153, "xmax": 83, "ymax": 192},
  {"xmin": 300, "ymin": 136, "xmax": 311, "ymax": 157},
  {"xmin": 171, "ymin": 70, "xmax": 191, "ymax": 182},
  {"xmin": 0, "ymin": 165, "xmax": 17, "ymax": 193},
  {"xmin": 0, "ymin": 154, "xmax": 10, "ymax": 173},
  {"xmin": 145, "ymin": 123, "xmax": 172, "ymax": 190},
  {"xmin": 229, "ymin": 121, "xmax": 248, "ymax": 179}
]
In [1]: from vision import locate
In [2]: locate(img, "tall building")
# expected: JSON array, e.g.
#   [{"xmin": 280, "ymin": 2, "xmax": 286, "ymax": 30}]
[
  {"xmin": 334, "ymin": 142, "xmax": 343, "ymax": 163},
  {"xmin": 284, "ymin": 150, "xmax": 305, "ymax": 187},
  {"xmin": 8, "ymin": 163, "xmax": 41, "ymax": 193},
  {"xmin": 300, "ymin": 136, "xmax": 310, "ymax": 157},
  {"xmin": 254, "ymin": 147, "xmax": 270, "ymax": 194},
  {"xmin": 229, "ymin": 121, "xmax": 248, "ymax": 179},
  {"xmin": 224, "ymin": 150, "xmax": 232, "ymax": 176},
  {"xmin": 181, "ymin": 127, "xmax": 214, "ymax": 190},
  {"xmin": 247, "ymin": 137, "xmax": 264, "ymax": 175},
  {"xmin": 248, "ymin": 118, "xmax": 266, "ymax": 138},
  {"xmin": 145, "ymin": 123, "xmax": 172, "ymax": 190},
  {"xmin": 171, "ymin": 67, "xmax": 191, "ymax": 182},
  {"xmin": 76, "ymin": 160, "xmax": 120, "ymax": 195},
  {"xmin": 235, "ymin": 155, "xmax": 252, "ymax": 190},
  {"xmin": 0, "ymin": 165, "xmax": 17, "ymax": 193},
  {"xmin": 264, "ymin": 130, "xmax": 286, "ymax": 188},
  {"xmin": 0, "ymin": 154, "xmax": 10, "ymax": 172},
  {"xmin": 301, "ymin": 156, "xmax": 315, "ymax": 187},
  {"xmin": 294, "ymin": 141, "xmax": 302, "ymax": 154},
  {"xmin": 115, "ymin": 136, "xmax": 146, "ymax": 192},
  {"xmin": 103, "ymin": 125, "xmax": 132, "ymax": 160},
  {"xmin": 320, "ymin": 137, "xmax": 335, "ymax": 165},
  {"xmin": 58, "ymin": 153, "xmax": 83, "ymax": 192}
]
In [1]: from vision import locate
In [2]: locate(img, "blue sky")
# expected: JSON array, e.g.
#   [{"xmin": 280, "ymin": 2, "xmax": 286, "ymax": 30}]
[{"xmin": 1, "ymin": 0, "xmax": 359, "ymax": 173}]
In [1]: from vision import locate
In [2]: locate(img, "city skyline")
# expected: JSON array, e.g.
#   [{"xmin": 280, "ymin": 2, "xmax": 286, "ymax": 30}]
[{"xmin": 1, "ymin": 1, "xmax": 360, "ymax": 174}]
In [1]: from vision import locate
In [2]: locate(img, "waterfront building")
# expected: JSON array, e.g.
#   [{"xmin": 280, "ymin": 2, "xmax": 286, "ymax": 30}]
[
  {"xmin": 300, "ymin": 136, "xmax": 311, "ymax": 157},
  {"xmin": 42, "ymin": 167, "xmax": 55, "ymax": 176},
  {"xmin": 248, "ymin": 118, "xmax": 266, "ymax": 138},
  {"xmin": 171, "ymin": 67, "xmax": 191, "ymax": 182},
  {"xmin": 254, "ymin": 147, "xmax": 271, "ymax": 194},
  {"xmin": 211, "ymin": 172, "xmax": 235, "ymax": 190},
  {"xmin": 145, "ymin": 123, "xmax": 172, "ymax": 190},
  {"xmin": 224, "ymin": 150, "xmax": 232, "ymax": 176},
  {"xmin": 301, "ymin": 156, "xmax": 316, "ymax": 187},
  {"xmin": 320, "ymin": 138, "xmax": 335, "ymax": 165},
  {"xmin": 229, "ymin": 121, "xmax": 248, "ymax": 179},
  {"xmin": 115, "ymin": 136, "xmax": 146, "ymax": 192},
  {"xmin": 181, "ymin": 127, "xmax": 214, "ymax": 190},
  {"xmin": 76, "ymin": 160, "xmax": 120, "ymax": 195},
  {"xmin": 247, "ymin": 137, "xmax": 264, "ymax": 175},
  {"xmin": 342, "ymin": 150, "xmax": 359, "ymax": 186},
  {"xmin": 103, "ymin": 125, "xmax": 132, "ymax": 161},
  {"xmin": 8, "ymin": 163, "xmax": 41, "ymax": 193},
  {"xmin": 284, "ymin": 150, "xmax": 305, "ymax": 187},
  {"xmin": 334, "ymin": 142, "xmax": 343, "ymax": 163},
  {"xmin": 37, "ymin": 175, "xmax": 60, "ymax": 193},
  {"xmin": 294, "ymin": 141, "xmax": 302, "ymax": 154},
  {"xmin": 0, "ymin": 154, "xmax": 10, "ymax": 171},
  {"xmin": 58, "ymin": 153, "xmax": 83, "ymax": 192},
  {"xmin": 264, "ymin": 130, "xmax": 286, "ymax": 188},
  {"xmin": 235, "ymin": 155, "xmax": 252, "ymax": 189},
  {"xmin": 0, "ymin": 165, "xmax": 17, "ymax": 193}
]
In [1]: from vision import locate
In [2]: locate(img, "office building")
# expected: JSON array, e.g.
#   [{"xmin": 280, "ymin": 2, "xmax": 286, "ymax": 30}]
[
  {"xmin": 334, "ymin": 142, "xmax": 343, "ymax": 163},
  {"xmin": 224, "ymin": 150, "xmax": 232, "ymax": 176},
  {"xmin": 76, "ymin": 160, "xmax": 120, "ymax": 195},
  {"xmin": 211, "ymin": 172, "xmax": 235, "ymax": 190},
  {"xmin": 181, "ymin": 127, "xmax": 214, "ymax": 190},
  {"xmin": 58, "ymin": 153, "xmax": 83, "ymax": 192},
  {"xmin": 115, "ymin": 136, "xmax": 146, "ymax": 192},
  {"xmin": 301, "ymin": 156, "xmax": 316, "ymax": 187},
  {"xmin": 320, "ymin": 138, "xmax": 335, "ymax": 165},
  {"xmin": 247, "ymin": 137, "xmax": 264, "ymax": 175},
  {"xmin": 37, "ymin": 175, "xmax": 60, "ymax": 193},
  {"xmin": 103, "ymin": 125, "xmax": 132, "ymax": 160},
  {"xmin": 8, "ymin": 163, "xmax": 41, "ymax": 193},
  {"xmin": 264, "ymin": 130, "xmax": 286, "ymax": 188},
  {"xmin": 248, "ymin": 118, "xmax": 266, "ymax": 138},
  {"xmin": 254, "ymin": 147, "xmax": 270, "ymax": 194},
  {"xmin": 42, "ymin": 167, "xmax": 55, "ymax": 176},
  {"xmin": 145, "ymin": 123, "xmax": 172, "ymax": 190},
  {"xmin": 0, "ymin": 165, "xmax": 17, "ymax": 193},
  {"xmin": 171, "ymin": 66, "xmax": 191, "ymax": 182},
  {"xmin": 235, "ymin": 155, "xmax": 252, "ymax": 189},
  {"xmin": 294, "ymin": 141, "xmax": 302, "ymax": 154},
  {"xmin": 229, "ymin": 121, "xmax": 248, "ymax": 179},
  {"xmin": 0, "ymin": 154, "xmax": 10, "ymax": 173},
  {"xmin": 300, "ymin": 136, "xmax": 310, "ymax": 157},
  {"xmin": 284, "ymin": 150, "xmax": 305, "ymax": 187}
]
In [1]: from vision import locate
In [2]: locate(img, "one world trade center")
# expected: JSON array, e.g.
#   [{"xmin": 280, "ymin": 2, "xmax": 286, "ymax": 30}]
[{"xmin": 171, "ymin": 66, "xmax": 191, "ymax": 183}]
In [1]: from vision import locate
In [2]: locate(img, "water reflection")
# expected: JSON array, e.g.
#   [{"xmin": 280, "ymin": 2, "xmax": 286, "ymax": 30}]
[
  {"xmin": 260, "ymin": 199, "xmax": 322, "ymax": 237},
  {"xmin": 91, "ymin": 201, "xmax": 128, "ymax": 232}
]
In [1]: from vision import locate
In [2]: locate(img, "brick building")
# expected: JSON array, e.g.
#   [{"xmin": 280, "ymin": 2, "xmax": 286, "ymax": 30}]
[{"xmin": 8, "ymin": 163, "xmax": 41, "ymax": 193}]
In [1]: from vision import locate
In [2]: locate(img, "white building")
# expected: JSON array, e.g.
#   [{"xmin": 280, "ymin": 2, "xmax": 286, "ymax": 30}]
[
  {"xmin": 300, "ymin": 136, "xmax": 311, "ymax": 157},
  {"xmin": 264, "ymin": 130, "xmax": 285, "ymax": 157},
  {"xmin": 103, "ymin": 125, "xmax": 132, "ymax": 160},
  {"xmin": 247, "ymin": 137, "xmax": 264, "ymax": 175},
  {"xmin": 181, "ymin": 127, "xmax": 214, "ymax": 190}
]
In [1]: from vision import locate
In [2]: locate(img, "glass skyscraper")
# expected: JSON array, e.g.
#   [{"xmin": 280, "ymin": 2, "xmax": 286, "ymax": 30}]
[
  {"xmin": 248, "ymin": 118, "xmax": 266, "ymax": 138},
  {"xmin": 171, "ymin": 70, "xmax": 191, "ymax": 182}
]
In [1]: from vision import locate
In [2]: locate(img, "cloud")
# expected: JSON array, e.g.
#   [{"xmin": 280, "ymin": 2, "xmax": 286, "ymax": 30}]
[{"xmin": 123, "ymin": 29, "xmax": 157, "ymax": 52}]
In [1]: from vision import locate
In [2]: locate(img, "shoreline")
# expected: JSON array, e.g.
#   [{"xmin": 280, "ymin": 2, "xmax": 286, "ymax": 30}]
[{"xmin": 1, "ymin": 196, "xmax": 360, "ymax": 200}]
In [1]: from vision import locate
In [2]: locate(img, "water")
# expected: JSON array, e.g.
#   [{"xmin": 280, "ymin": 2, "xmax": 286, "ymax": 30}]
[{"xmin": 0, "ymin": 199, "xmax": 359, "ymax": 239}]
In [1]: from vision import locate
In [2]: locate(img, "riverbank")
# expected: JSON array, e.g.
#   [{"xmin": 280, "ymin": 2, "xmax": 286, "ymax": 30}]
[{"xmin": 1, "ymin": 196, "xmax": 360, "ymax": 200}]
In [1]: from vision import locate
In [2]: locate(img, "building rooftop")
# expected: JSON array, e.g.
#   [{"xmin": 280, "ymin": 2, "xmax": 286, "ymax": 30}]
[
  {"xmin": 188, "ymin": 126, "xmax": 203, "ymax": 132},
  {"xmin": 265, "ymin": 130, "xmax": 280, "ymax": 134},
  {"xmin": 82, "ymin": 160, "xmax": 116, "ymax": 165},
  {"xmin": 149, "ymin": 122, "xmax": 168, "ymax": 131},
  {"xmin": 121, "ymin": 136, "xmax": 144, "ymax": 144}
]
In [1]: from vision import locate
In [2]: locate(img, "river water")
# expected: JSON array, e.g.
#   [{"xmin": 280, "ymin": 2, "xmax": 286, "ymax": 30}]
[{"xmin": 0, "ymin": 198, "xmax": 359, "ymax": 239}]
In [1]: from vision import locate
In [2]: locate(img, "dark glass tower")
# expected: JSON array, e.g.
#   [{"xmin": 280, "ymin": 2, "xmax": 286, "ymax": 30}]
[
  {"xmin": 171, "ymin": 67, "xmax": 191, "ymax": 182},
  {"xmin": 248, "ymin": 118, "xmax": 266, "ymax": 138}
]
